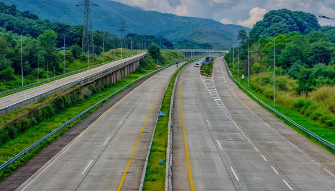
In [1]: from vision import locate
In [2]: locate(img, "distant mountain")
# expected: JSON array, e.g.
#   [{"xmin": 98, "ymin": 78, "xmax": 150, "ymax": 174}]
[{"xmin": 0, "ymin": 0, "xmax": 249, "ymax": 49}]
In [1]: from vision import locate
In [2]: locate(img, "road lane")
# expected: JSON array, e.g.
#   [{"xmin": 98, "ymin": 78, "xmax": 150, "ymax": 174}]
[
  {"xmin": 16, "ymin": 63, "xmax": 180, "ymax": 191},
  {"xmin": 213, "ymin": 57, "xmax": 335, "ymax": 191},
  {"xmin": 0, "ymin": 53, "xmax": 146, "ymax": 113},
  {"xmin": 173, "ymin": 58, "xmax": 335, "ymax": 191},
  {"xmin": 172, "ymin": 64, "xmax": 237, "ymax": 191}
]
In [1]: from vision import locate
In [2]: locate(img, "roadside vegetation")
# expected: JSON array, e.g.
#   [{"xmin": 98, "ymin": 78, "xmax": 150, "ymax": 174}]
[
  {"xmin": 200, "ymin": 60, "xmax": 214, "ymax": 76},
  {"xmin": 0, "ymin": 2, "xmax": 175, "ymax": 92},
  {"xmin": 0, "ymin": 46, "xmax": 183, "ymax": 182},
  {"xmin": 225, "ymin": 8, "xmax": 335, "ymax": 152},
  {"xmin": 143, "ymin": 60, "xmax": 193, "ymax": 190}
]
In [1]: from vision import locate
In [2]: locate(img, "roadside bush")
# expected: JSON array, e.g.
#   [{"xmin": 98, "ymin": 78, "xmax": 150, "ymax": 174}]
[{"xmin": 294, "ymin": 99, "xmax": 312, "ymax": 112}]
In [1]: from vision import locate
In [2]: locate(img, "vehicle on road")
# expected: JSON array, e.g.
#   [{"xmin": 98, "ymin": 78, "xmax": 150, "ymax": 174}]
[{"xmin": 195, "ymin": 62, "xmax": 201, "ymax": 67}]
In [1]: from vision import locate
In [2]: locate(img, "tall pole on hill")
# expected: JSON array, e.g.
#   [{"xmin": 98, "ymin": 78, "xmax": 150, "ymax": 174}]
[
  {"xmin": 118, "ymin": 20, "xmax": 127, "ymax": 59},
  {"xmin": 77, "ymin": 0, "xmax": 98, "ymax": 62}
]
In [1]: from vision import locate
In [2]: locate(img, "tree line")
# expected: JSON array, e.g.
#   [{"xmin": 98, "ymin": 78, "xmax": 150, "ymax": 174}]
[
  {"xmin": 226, "ymin": 9, "xmax": 335, "ymax": 95},
  {"xmin": 0, "ymin": 2, "xmax": 175, "ymax": 84}
]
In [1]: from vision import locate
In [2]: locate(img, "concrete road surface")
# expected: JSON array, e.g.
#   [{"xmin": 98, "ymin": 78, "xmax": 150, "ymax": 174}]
[
  {"xmin": 172, "ymin": 58, "xmax": 335, "ymax": 191},
  {"xmin": 16, "ymin": 63, "xmax": 180, "ymax": 191},
  {"xmin": 0, "ymin": 53, "xmax": 146, "ymax": 114}
]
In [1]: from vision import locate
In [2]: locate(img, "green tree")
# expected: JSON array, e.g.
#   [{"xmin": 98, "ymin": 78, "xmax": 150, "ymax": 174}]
[
  {"xmin": 148, "ymin": 43, "xmax": 161, "ymax": 60},
  {"xmin": 237, "ymin": 30, "xmax": 247, "ymax": 44},
  {"xmin": 297, "ymin": 68, "xmax": 314, "ymax": 94},
  {"xmin": 38, "ymin": 30, "xmax": 58, "ymax": 53}
]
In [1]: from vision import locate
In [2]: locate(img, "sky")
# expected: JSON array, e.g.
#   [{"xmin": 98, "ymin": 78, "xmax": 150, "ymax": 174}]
[{"xmin": 111, "ymin": 0, "xmax": 335, "ymax": 28}]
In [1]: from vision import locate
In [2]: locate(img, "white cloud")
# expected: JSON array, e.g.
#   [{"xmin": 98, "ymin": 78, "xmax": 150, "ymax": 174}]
[
  {"xmin": 220, "ymin": 18, "xmax": 233, "ymax": 24},
  {"xmin": 111, "ymin": 0, "xmax": 335, "ymax": 27},
  {"xmin": 237, "ymin": 7, "xmax": 268, "ymax": 28}
]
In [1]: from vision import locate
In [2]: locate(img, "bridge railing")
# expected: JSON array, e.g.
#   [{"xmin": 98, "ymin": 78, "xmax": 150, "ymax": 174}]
[
  {"xmin": 0, "ymin": 53, "xmax": 144, "ymax": 96},
  {"xmin": 0, "ymin": 53, "xmax": 147, "ymax": 115}
]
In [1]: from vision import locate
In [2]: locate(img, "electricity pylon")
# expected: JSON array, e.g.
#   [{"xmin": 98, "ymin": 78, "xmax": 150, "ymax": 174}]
[{"xmin": 77, "ymin": 0, "xmax": 98, "ymax": 55}]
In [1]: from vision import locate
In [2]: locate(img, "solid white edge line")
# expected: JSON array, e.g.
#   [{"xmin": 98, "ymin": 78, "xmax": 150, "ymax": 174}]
[
  {"xmin": 82, "ymin": 160, "xmax": 93, "ymax": 175},
  {"xmin": 282, "ymin": 179, "xmax": 293, "ymax": 190},
  {"xmin": 261, "ymin": 154, "xmax": 268, "ymax": 161},
  {"xmin": 230, "ymin": 166, "xmax": 239, "ymax": 181},
  {"xmin": 217, "ymin": 140, "xmax": 223, "ymax": 150},
  {"xmin": 103, "ymin": 137, "xmax": 111, "ymax": 145},
  {"xmin": 252, "ymin": 145, "xmax": 259, "ymax": 152},
  {"xmin": 271, "ymin": 166, "xmax": 279, "ymax": 175},
  {"xmin": 324, "ymin": 168, "xmax": 335, "ymax": 177}
]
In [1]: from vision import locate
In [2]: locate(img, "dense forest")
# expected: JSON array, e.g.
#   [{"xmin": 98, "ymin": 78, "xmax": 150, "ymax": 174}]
[
  {"xmin": 225, "ymin": 9, "xmax": 335, "ymax": 128},
  {"xmin": 0, "ymin": 2, "xmax": 174, "ymax": 89},
  {"xmin": 249, "ymin": 9, "xmax": 321, "ymax": 42}
]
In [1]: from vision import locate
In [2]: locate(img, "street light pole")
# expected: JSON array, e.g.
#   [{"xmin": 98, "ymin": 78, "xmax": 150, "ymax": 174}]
[
  {"xmin": 21, "ymin": 25, "xmax": 37, "ymax": 86},
  {"xmin": 260, "ymin": 35, "xmax": 276, "ymax": 108},
  {"xmin": 248, "ymin": 44, "xmax": 250, "ymax": 90},
  {"xmin": 233, "ymin": 46, "xmax": 235, "ymax": 71},
  {"xmin": 273, "ymin": 39, "xmax": 276, "ymax": 109},
  {"xmin": 63, "ymin": 35, "xmax": 66, "ymax": 74},
  {"xmin": 238, "ymin": 47, "xmax": 240, "ymax": 82}
]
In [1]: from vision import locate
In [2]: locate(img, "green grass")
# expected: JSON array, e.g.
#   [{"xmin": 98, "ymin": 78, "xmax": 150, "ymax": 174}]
[
  {"xmin": 0, "ymin": 50, "xmax": 146, "ymax": 128},
  {"xmin": 143, "ymin": 60, "xmax": 194, "ymax": 190},
  {"xmin": 0, "ymin": 49, "xmax": 182, "ymax": 182},
  {"xmin": 200, "ymin": 61, "xmax": 214, "ymax": 76},
  {"xmin": 228, "ymin": 64, "xmax": 335, "ymax": 155},
  {"xmin": 0, "ymin": 70, "xmax": 156, "ymax": 182}
]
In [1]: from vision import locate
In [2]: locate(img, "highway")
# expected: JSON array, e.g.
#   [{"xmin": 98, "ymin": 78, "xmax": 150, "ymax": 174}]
[
  {"xmin": 0, "ymin": 53, "xmax": 146, "ymax": 114},
  {"xmin": 16, "ymin": 63, "xmax": 181, "ymax": 191},
  {"xmin": 172, "ymin": 57, "xmax": 335, "ymax": 191}
]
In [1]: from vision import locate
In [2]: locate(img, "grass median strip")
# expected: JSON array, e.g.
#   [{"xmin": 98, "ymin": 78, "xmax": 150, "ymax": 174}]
[{"xmin": 143, "ymin": 61, "xmax": 192, "ymax": 191}]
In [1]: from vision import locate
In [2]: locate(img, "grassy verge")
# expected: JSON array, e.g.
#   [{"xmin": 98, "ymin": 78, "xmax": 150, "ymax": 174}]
[
  {"xmin": 143, "ymin": 60, "xmax": 193, "ymax": 190},
  {"xmin": 0, "ymin": 49, "xmax": 143, "ymax": 99},
  {"xmin": 225, "ymin": 61, "xmax": 335, "ymax": 155},
  {"xmin": 0, "ymin": 69, "xmax": 157, "ymax": 182},
  {"xmin": 200, "ymin": 61, "xmax": 214, "ymax": 76}
]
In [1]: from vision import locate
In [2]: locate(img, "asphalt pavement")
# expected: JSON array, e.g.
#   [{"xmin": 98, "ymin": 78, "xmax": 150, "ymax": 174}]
[
  {"xmin": 172, "ymin": 58, "xmax": 335, "ymax": 191},
  {"xmin": 16, "ymin": 63, "xmax": 180, "ymax": 191},
  {"xmin": 0, "ymin": 53, "xmax": 146, "ymax": 114}
]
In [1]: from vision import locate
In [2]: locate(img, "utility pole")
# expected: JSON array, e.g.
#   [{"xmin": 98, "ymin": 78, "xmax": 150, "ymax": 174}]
[
  {"xmin": 37, "ymin": 56, "xmax": 39, "ymax": 82},
  {"xmin": 63, "ymin": 31, "xmax": 72, "ymax": 74},
  {"xmin": 238, "ymin": 47, "xmax": 240, "ymax": 82},
  {"xmin": 233, "ymin": 46, "xmax": 235, "ymax": 71},
  {"xmin": 248, "ymin": 44, "xmax": 250, "ymax": 90},
  {"xmin": 118, "ymin": 19, "xmax": 127, "ymax": 59},
  {"xmin": 21, "ymin": 25, "xmax": 36, "ymax": 86},
  {"xmin": 260, "ymin": 35, "xmax": 276, "ymax": 108}
]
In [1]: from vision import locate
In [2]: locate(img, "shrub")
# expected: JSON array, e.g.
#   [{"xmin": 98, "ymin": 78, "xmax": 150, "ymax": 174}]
[{"xmin": 294, "ymin": 99, "xmax": 312, "ymax": 112}]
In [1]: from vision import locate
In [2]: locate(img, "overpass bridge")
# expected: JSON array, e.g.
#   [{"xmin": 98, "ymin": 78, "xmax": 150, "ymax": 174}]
[
  {"xmin": 0, "ymin": 53, "xmax": 147, "ymax": 115},
  {"xmin": 176, "ymin": 49, "xmax": 229, "ymax": 59}
]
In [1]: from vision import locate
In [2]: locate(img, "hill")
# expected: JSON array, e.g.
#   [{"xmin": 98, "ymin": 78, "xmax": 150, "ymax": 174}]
[
  {"xmin": 249, "ymin": 9, "xmax": 320, "ymax": 42},
  {"xmin": 0, "ymin": 0, "xmax": 249, "ymax": 48}
]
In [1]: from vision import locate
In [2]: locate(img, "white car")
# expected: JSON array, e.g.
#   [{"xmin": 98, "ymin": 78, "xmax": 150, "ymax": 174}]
[{"xmin": 195, "ymin": 62, "xmax": 201, "ymax": 67}]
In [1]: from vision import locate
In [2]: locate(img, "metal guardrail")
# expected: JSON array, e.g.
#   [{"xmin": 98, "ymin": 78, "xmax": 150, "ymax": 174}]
[
  {"xmin": 0, "ymin": 53, "xmax": 147, "ymax": 115},
  {"xmin": 0, "ymin": 54, "xmax": 140, "ymax": 96},
  {"xmin": 0, "ymin": 59, "xmax": 182, "ymax": 172},
  {"xmin": 139, "ymin": 61, "xmax": 183, "ymax": 191},
  {"xmin": 165, "ymin": 60, "xmax": 195, "ymax": 191},
  {"xmin": 223, "ymin": 59, "xmax": 335, "ymax": 151}
]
